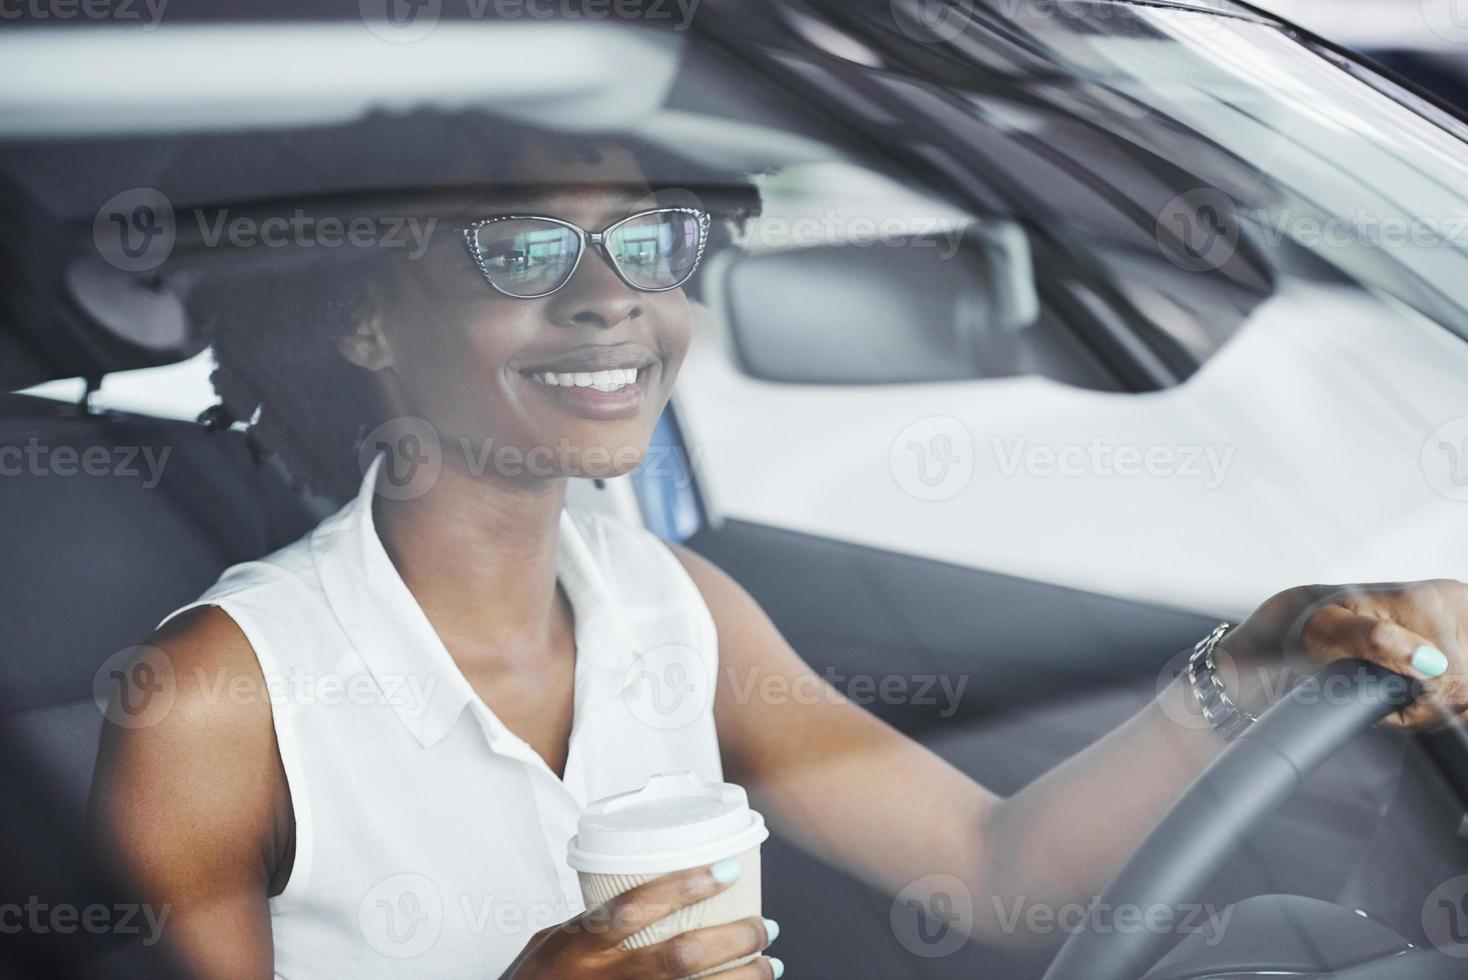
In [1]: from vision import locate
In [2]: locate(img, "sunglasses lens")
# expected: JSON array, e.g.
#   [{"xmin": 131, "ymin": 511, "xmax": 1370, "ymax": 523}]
[
  {"xmin": 471, "ymin": 219, "xmax": 580, "ymax": 297},
  {"xmin": 606, "ymin": 210, "xmax": 706, "ymax": 291}
]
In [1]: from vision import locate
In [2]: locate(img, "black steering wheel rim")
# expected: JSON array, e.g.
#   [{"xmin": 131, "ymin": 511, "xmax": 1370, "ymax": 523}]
[{"xmin": 1040, "ymin": 659, "xmax": 1418, "ymax": 980}]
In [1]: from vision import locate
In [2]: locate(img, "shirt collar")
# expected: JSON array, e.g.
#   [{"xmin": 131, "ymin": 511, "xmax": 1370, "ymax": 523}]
[{"xmin": 311, "ymin": 454, "xmax": 639, "ymax": 751}]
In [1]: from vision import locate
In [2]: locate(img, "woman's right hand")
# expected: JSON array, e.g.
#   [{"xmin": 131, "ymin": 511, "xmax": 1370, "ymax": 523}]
[{"xmin": 499, "ymin": 862, "xmax": 783, "ymax": 979}]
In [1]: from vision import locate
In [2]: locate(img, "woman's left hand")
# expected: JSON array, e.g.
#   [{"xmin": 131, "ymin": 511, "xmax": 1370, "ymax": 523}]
[{"xmin": 1219, "ymin": 579, "xmax": 1468, "ymax": 729}]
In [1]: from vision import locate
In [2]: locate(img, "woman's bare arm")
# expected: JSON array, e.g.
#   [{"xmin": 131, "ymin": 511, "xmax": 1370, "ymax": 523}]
[
  {"xmin": 90, "ymin": 606, "xmax": 289, "ymax": 978},
  {"xmin": 90, "ymin": 545, "xmax": 1462, "ymax": 968},
  {"xmin": 676, "ymin": 545, "xmax": 1026, "ymax": 940},
  {"xmin": 678, "ymin": 548, "xmax": 1459, "ymax": 948}
]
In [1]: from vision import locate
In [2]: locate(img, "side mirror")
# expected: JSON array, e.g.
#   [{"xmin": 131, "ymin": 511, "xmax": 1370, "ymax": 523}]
[{"xmin": 721, "ymin": 220, "xmax": 1039, "ymax": 384}]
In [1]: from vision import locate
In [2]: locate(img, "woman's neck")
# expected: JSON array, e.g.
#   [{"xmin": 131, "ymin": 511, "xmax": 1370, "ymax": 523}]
[{"xmin": 371, "ymin": 461, "xmax": 571, "ymax": 661}]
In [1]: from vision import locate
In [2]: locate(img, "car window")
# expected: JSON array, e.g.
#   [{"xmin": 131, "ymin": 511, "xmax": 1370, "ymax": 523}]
[
  {"xmin": 8, "ymin": 7, "xmax": 1468, "ymax": 980},
  {"xmin": 670, "ymin": 2, "xmax": 1468, "ymax": 615},
  {"xmin": 22, "ymin": 351, "xmax": 217, "ymax": 421}
]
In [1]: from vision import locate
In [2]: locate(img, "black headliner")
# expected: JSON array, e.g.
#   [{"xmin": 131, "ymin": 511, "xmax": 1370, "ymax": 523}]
[{"xmin": 0, "ymin": 0, "xmax": 1326, "ymax": 391}]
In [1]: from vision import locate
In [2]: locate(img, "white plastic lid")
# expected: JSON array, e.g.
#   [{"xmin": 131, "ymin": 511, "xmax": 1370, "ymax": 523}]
[{"xmin": 566, "ymin": 771, "xmax": 769, "ymax": 875}]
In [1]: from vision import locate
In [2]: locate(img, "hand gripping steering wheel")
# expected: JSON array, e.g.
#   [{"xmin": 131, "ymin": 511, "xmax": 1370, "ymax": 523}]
[{"xmin": 1041, "ymin": 659, "xmax": 1418, "ymax": 980}]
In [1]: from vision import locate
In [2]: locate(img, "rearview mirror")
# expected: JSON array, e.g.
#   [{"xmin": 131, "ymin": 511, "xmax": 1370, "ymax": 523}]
[{"xmin": 720, "ymin": 220, "xmax": 1039, "ymax": 385}]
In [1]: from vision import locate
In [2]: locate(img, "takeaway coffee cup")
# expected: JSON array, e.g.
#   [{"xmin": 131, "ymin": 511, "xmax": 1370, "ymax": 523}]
[{"xmin": 567, "ymin": 771, "xmax": 770, "ymax": 975}]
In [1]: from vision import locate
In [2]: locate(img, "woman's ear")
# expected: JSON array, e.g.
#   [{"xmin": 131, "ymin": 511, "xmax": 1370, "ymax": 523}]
[{"xmin": 336, "ymin": 291, "xmax": 395, "ymax": 372}]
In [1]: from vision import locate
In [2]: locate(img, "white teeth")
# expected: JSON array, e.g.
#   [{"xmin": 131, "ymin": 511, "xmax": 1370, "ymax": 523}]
[{"xmin": 531, "ymin": 368, "xmax": 641, "ymax": 390}]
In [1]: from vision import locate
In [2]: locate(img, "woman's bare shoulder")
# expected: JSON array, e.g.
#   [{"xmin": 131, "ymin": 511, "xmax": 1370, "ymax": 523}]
[
  {"xmin": 147, "ymin": 603, "xmax": 278, "ymax": 736},
  {"xmin": 91, "ymin": 604, "xmax": 291, "ymax": 901}
]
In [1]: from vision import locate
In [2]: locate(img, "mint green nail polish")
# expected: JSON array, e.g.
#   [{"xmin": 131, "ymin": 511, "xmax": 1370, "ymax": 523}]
[
  {"xmin": 769, "ymin": 956, "xmax": 785, "ymax": 978},
  {"xmin": 710, "ymin": 859, "xmax": 742, "ymax": 884},
  {"xmin": 763, "ymin": 917, "xmax": 780, "ymax": 944},
  {"xmin": 1412, "ymin": 644, "xmax": 1449, "ymax": 678}
]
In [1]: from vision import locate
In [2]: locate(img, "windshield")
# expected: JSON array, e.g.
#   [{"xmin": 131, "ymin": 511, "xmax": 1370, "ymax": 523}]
[
  {"xmin": 11, "ymin": 7, "xmax": 1468, "ymax": 980},
  {"xmin": 819, "ymin": 0, "xmax": 1468, "ymax": 362}
]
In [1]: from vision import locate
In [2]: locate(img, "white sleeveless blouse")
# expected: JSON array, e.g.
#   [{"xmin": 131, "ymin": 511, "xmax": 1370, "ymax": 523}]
[{"xmin": 163, "ymin": 457, "xmax": 723, "ymax": 978}]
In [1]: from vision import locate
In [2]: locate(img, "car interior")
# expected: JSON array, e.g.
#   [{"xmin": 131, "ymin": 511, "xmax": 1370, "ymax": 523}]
[{"xmin": 7, "ymin": 3, "xmax": 1468, "ymax": 978}]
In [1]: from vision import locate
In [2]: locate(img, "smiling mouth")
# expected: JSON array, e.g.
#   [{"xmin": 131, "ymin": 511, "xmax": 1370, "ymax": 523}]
[
  {"xmin": 515, "ymin": 345, "xmax": 659, "ymax": 421},
  {"xmin": 523, "ymin": 367, "xmax": 644, "ymax": 393}
]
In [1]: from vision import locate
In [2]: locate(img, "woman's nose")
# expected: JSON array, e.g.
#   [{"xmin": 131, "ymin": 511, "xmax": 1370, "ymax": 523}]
[{"xmin": 544, "ymin": 246, "xmax": 642, "ymax": 329}]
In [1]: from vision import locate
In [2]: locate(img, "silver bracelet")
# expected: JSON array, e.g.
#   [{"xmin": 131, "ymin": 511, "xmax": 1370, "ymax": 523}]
[{"xmin": 1187, "ymin": 622, "xmax": 1259, "ymax": 742}]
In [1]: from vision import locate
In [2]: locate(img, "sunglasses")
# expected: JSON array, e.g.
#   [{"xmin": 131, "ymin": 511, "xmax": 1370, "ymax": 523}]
[{"xmin": 461, "ymin": 207, "xmax": 711, "ymax": 299}]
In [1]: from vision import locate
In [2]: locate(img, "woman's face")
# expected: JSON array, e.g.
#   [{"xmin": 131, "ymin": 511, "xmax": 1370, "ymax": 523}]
[{"xmin": 362, "ymin": 139, "xmax": 695, "ymax": 483}]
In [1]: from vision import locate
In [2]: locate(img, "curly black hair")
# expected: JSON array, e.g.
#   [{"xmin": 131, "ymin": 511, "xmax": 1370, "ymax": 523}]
[
  {"xmin": 192, "ymin": 243, "xmax": 394, "ymax": 500},
  {"xmin": 187, "ymin": 128, "xmax": 759, "ymax": 501}
]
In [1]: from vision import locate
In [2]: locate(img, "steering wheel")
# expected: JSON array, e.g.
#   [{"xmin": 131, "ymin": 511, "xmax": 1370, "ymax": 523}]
[{"xmin": 1041, "ymin": 659, "xmax": 1419, "ymax": 980}]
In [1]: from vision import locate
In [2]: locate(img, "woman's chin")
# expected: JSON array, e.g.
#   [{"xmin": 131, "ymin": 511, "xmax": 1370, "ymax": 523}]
[{"xmin": 561, "ymin": 447, "xmax": 648, "ymax": 482}]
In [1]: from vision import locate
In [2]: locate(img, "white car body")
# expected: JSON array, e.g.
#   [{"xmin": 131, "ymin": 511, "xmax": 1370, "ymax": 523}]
[{"xmin": 677, "ymin": 283, "xmax": 1468, "ymax": 618}]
